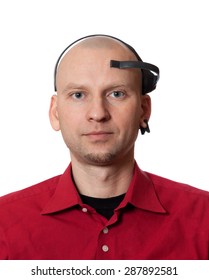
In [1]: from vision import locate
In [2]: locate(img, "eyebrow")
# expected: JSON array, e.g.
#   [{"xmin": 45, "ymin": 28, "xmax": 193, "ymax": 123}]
[
  {"xmin": 61, "ymin": 82, "xmax": 135, "ymax": 94},
  {"xmin": 61, "ymin": 83, "xmax": 87, "ymax": 94}
]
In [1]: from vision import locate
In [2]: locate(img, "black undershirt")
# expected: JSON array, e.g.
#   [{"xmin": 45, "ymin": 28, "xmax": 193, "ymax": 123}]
[{"xmin": 80, "ymin": 193, "xmax": 126, "ymax": 220}]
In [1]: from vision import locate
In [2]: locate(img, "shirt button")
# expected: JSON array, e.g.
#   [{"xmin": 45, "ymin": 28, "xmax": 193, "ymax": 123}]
[
  {"xmin": 103, "ymin": 227, "xmax": 109, "ymax": 234},
  {"xmin": 102, "ymin": 245, "xmax": 109, "ymax": 252},
  {"xmin": 82, "ymin": 207, "xmax": 88, "ymax": 213}
]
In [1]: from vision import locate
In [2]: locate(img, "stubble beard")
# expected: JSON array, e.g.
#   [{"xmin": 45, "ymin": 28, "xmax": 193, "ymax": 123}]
[
  {"xmin": 84, "ymin": 152, "xmax": 116, "ymax": 166},
  {"xmin": 68, "ymin": 135, "xmax": 132, "ymax": 166},
  {"xmin": 67, "ymin": 138, "xmax": 119, "ymax": 166},
  {"xmin": 78, "ymin": 137, "xmax": 120, "ymax": 166}
]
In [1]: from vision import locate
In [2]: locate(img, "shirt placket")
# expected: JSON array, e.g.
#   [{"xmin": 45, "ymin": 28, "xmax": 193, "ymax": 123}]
[{"xmin": 94, "ymin": 211, "xmax": 120, "ymax": 259}]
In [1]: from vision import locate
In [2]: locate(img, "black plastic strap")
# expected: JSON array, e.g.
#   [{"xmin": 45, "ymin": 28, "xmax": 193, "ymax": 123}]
[{"xmin": 110, "ymin": 60, "xmax": 159, "ymax": 80}]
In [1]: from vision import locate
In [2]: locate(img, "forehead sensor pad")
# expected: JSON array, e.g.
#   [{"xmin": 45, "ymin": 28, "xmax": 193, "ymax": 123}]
[{"xmin": 110, "ymin": 60, "xmax": 159, "ymax": 77}]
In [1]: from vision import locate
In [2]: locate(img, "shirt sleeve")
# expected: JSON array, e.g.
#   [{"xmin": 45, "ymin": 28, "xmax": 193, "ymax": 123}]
[{"xmin": 0, "ymin": 227, "xmax": 9, "ymax": 260}]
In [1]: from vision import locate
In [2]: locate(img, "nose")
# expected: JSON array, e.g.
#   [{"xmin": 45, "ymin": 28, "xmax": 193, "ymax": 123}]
[{"xmin": 87, "ymin": 97, "xmax": 111, "ymax": 122}]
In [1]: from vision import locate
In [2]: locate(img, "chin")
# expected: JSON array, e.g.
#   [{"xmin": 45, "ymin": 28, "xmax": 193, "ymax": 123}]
[{"xmin": 84, "ymin": 152, "xmax": 116, "ymax": 166}]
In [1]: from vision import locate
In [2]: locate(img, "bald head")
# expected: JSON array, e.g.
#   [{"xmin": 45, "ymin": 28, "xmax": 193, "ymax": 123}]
[
  {"xmin": 68, "ymin": 36, "xmax": 136, "ymax": 52},
  {"xmin": 55, "ymin": 36, "xmax": 142, "ymax": 94},
  {"xmin": 57, "ymin": 36, "xmax": 139, "ymax": 66}
]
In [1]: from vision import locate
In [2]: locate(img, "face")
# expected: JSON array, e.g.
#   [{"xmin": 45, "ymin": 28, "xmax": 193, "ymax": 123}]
[{"xmin": 50, "ymin": 39, "xmax": 151, "ymax": 166}]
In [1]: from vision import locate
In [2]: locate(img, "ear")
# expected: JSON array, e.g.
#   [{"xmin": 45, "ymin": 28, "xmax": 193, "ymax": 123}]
[
  {"xmin": 139, "ymin": 95, "xmax": 151, "ymax": 129},
  {"xmin": 49, "ymin": 95, "xmax": 60, "ymax": 131}
]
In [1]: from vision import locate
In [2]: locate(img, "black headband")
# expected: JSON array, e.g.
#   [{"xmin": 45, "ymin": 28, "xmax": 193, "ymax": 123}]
[{"xmin": 54, "ymin": 34, "xmax": 160, "ymax": 94}]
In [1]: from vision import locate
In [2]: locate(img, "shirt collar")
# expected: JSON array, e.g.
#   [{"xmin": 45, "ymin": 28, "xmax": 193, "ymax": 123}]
[
  {"xmin": 117, "ymin": 163, "xmax": 167, "ymax": 213},
  {"xmin": 41, "ymin": 162, "xmax": 167, "ymax": 215},
  {"xmin": 41, "ymin": 164, "xmax": 81, "ymax": 214}
]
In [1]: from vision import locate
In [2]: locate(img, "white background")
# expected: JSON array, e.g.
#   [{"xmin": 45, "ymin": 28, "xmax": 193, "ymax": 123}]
[{"xmin": 0, "ymin": 0, "xmax": 208, "ymax": 196}]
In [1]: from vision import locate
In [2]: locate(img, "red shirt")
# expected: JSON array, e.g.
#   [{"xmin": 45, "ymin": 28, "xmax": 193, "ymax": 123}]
[{"xmin": 0, "ymin": 163, "xmax": 209, "ymax": 260}]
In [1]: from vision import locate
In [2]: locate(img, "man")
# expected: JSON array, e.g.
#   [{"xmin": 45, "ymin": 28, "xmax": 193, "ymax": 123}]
[{"xmin": 0, "ymin": 35, "xmax": 209, "ymax": 260}]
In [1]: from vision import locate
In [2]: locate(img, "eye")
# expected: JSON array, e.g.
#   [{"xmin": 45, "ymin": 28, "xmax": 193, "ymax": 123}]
[
  {"xmin": 71, "ymin": 92, "xmax": 85, "ymax": 100},
  {"xmin": 109, "ymin": 91, "xmax": 125, "ymax": 99}
]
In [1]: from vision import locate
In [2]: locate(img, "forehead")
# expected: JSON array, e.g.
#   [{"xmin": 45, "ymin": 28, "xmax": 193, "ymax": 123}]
[{"xmin": 56, "ymin": 37, "xmax": 140, "ymax": 91}]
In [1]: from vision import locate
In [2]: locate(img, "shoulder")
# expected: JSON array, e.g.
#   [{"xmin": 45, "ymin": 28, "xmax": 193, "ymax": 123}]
[{"xmin": 0, "ymin": 174, "xmax": 61, "ymax": 207}]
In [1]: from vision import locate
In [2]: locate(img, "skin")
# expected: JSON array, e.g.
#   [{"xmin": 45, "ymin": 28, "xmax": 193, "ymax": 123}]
[{"xmin": 49, "ymin": 37, "xmax": 151, "ymax": 198}]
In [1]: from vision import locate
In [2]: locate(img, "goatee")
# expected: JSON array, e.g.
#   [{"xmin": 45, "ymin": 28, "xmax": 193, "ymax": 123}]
[{"xmin": 84, "ymin": 153, "xmax": 116, "ymax": 166}]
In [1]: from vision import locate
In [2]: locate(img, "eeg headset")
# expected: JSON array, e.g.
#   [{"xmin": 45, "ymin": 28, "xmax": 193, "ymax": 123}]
[{"xmin": 53, "ymin": 34, "xmax": 160, "ymax": 95}]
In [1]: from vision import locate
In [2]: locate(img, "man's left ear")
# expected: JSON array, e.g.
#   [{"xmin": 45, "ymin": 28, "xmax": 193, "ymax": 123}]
[{"xmin": 139, "ymin": 95, "xmax": 151, "ymax": 135}]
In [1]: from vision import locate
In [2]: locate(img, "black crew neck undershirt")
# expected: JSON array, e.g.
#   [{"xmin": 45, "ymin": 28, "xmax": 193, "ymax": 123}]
[{"xmin": 80, "ymin": 193, "xmax": 126, "ymax": 220}]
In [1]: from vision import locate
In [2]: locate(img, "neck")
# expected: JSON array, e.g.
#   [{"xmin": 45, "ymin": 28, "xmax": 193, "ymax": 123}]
[{"xmin": 71, "ymin": 156, "xmax": 135, "ymax": 198}]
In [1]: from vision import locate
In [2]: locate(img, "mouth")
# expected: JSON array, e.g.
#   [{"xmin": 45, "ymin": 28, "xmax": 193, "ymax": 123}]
[{"xmin": 83, "ymin": 131, "xmax": 113, "ymax": 141}]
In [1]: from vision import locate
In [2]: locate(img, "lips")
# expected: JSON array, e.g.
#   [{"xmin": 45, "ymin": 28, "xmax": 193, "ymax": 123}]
[
  {"xmin": 83, "ymin": 131, "xmax": 113, "ymax": 140},
  {"xmin": 84, "ymin": 131, "xmax": 113, "ymax": 136}
]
